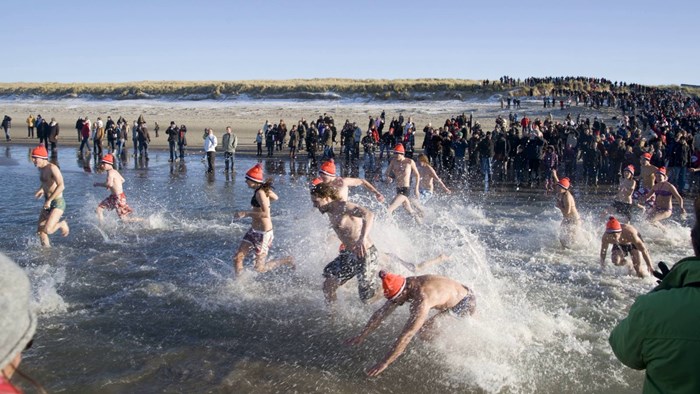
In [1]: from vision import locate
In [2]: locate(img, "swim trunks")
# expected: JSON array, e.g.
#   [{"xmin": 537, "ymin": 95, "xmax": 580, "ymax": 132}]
[
  {"xmin": 98, "ymin": 192, "xmax": 133, "ymax": 218},
  {"xmin": 419, "ymin": 189, "xmax": 433, "ymax": 203},
  {"xmin": 612, "ymin": 200, "xmax": 633, "ymax": 219},
  {"xmin": 449, "ymin": 288, "xmax": 476, "ymax": 318},
  {"xmin": 45, "ymin": 196, "xmax": 66, "ymax": 212},
  {"xmin": 612, "ymin": 243, "xmax": 636, "ymax": 256},
  {"xmin": 396, "ymin": 187, "xmax": 410, "ymax": 197},
  {"xmin": 323, "ymin": 245, "xmax": 379, "ymax": 302},
  {"xmin": 633, "ymin": 186, "xmax": 654, "ymax": 207},
  {"xmin": 242, "ymin": 228, "xmax": 274, "ymax": 255}
]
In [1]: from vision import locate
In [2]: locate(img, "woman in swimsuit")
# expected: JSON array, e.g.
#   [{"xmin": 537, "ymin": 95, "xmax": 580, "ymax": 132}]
[
  {"xmin": 233, "ymin": 164, "xmax": 294, "ymax": 276},
  {"xmin": 643, "ymin": 167, "xmax": 686, "ymax": 224}
]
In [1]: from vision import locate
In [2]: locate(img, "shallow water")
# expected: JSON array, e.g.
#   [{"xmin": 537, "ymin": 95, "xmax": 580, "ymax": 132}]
[{"xmin": 1, "ymin": 144, "xmax": 692, "ymax": 393}]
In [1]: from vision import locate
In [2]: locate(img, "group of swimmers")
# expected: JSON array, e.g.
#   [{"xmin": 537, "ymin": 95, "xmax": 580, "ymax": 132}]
[
  {"xmin": 30, "ymin": 138, "xmax": 468, "ymax": 376},
  {"xmin": 28, "ymin": 135, "xmax": 688, "ymax": 375},
  {"xmin": 553, "ymin": 150, "xmax": 686, "ymax": 277}
]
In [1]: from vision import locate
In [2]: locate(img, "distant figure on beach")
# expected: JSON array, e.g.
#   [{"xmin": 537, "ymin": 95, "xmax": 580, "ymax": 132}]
[
  {"xmin": 255, "ymin": 129, "xmax": 263, "ymax": 157},
  {"xmin": 221, "ymin": 126, "xmax": 238, "ymax": 173},
  {"xmin": 166, "ymin": 121, "xmax": 179, "ymax": 162},
  {"xmin": 178, "ymin": 125, "xmax": 188, "ymax": 161},
  {"xmin": 233, "ymin": 164, "xmax": 294, "ymax": 276},
  {"xmin": 385, "ymin": 144, "xmax": 421, "ymax": 222},
  {"xmin": 599, "ymin": 216, "xmax": 653, "ymax": 277},
  {"xmin": 642, "ymin": 167, "xmax": 685, "ymax": 224},
  {"xmin": 318, "ymin": 159, "xmax": 384, "ymax": 203},
  {"xmin": 27, "ymin": 114, "xmax": 35, "ymax": 138},
  {"xmin": 32, "ymin": 145, "xmax": 69, "ymax": 247},
  {"xmin": 345, "ymin": 271, "xmax": 476, "ymax": 377},
  {"xmin": 203, "ymin": 128, "xmax": 217, "ymax": 173},
  {"xmin": 310, "ymin": 182, "xmax": 381, "ymax": 306},
  {"xmin": 79, "ymin": 117, "xmax": 91, "ymax": 155},
  {"xmin": 552, "ymin": 170, "xmax": 580, "ymax": 248},
  {"xmin": 94, "ymin": 154, "xmax": 139, "ymax": 223},
  {"xmin": 604, "ymin": 165, "xmax": 636, "ymax": 222},
  {"xmin": 2, "ymin": 115, "xmax": 12, "ymax": 141}
]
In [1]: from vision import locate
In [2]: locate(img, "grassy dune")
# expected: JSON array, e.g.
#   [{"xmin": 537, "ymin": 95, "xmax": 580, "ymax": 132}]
[
  {"xmin": 0, "ymin": 79, "xmax": 490, "ymax": 99},
  {"xmin": 0, "ymin": 79, "xmax": 694, "ymax": 100}
]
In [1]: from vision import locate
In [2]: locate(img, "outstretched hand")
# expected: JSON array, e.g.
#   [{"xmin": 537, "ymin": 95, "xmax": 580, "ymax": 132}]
[
  {"xmin": 366, "ymin": 361, "xmax": 389, "ymax": 377},
  {"xmin": 652, "ymin": 261, "xmax": 671, "ymax": 283}
]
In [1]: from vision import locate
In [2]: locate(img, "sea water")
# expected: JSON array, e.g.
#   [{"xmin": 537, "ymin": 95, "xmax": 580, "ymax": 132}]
[{"xmin": 0, "ymin": 144, "xmax": 692, "ymax": 393}]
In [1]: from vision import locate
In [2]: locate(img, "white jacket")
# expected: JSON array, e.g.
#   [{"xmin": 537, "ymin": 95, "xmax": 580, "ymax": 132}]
[{"xmin": 204, "ymin": 134, "xmax": 218, "ymax": 152}]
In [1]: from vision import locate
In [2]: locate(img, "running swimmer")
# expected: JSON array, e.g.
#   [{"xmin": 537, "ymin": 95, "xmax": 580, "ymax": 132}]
[
  {"xmin": 345, "ymin": 270, "xmax": 476, "ymax": 377},
  {"xmin": 600, "ymin": 216, "xmax": 654, "ymax": 277},
  {"xmin": 31, "ymin": 145, "xmax": 69, "ymax": 246},
  {"xmin": 233, "ymin": 164, "xmax": 294, "ymax": 276}
]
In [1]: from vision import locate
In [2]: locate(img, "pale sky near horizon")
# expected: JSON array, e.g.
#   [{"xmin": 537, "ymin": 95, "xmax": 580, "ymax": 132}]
[{"xmin": 3, "ymin": 0, "xmax": 698, "ymax": 85}]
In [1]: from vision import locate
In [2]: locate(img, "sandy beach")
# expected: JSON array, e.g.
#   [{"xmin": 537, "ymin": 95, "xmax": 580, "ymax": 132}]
[{"xmin": 0, "ymin": 97, "xmax": 618, "ymax": 156}]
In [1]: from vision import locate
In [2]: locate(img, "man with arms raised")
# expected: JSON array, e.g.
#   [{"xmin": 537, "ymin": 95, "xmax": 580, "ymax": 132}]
[
  {"xmin": 31, "ymin": 145, "xmax": 69, "ymax": 246},
  {"xmin": 310, "ymin": 182, "xmax": 381, "ymax": 306},
  {"xmin": 318, "ymin": 159, "xmax": 384, "ymax": 203},
  {"xmin": 384, "ymin": 144, "xmax": 421, "ymax": 221},
  {"xmin": 345, "ymin": 270, "xmax": 476, "ymax": 376}
]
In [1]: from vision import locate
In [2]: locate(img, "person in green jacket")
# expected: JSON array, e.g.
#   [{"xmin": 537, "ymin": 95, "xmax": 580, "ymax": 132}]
[{"xmin": 609, "ymin": 197, "xmax": 700, "ymax": 393}]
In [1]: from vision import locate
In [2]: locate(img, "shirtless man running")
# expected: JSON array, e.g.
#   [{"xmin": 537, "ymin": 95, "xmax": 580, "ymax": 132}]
[
  {"xmin": 604, "ymin": 164, "xmax": 636, "ymax": 222},
  {"xmin": 552, "ymin": 170, "xmax": 580, "ymax": 248},
  {"xmin": 93, "ymin": 153, "xmax": 139, "ymax": 223},
  {"xmin": 310, "ymin": 182, "xmax": 381, "ymax": 306},
  {"xmin": 31, "ymin": 145, "xmax": 69, "ymax": 246},
  {"xmin": 345, "ymin": 270, "xmax": 476, "ymax": 377},
  {"xmin": 600, "ymin": 216, "xmax": 653, "ymax": 277},
  {"xmin": 318, "ymin": 159, "xmax": 384, "ymax": 203},
  {"xmin": 384, "ymin": 144, "xmax": 421, "ymax": 221},
  {"xmin": 633, "ymin": 152, "xmax": 658, "ymax": 208},
  {"xmin": 643, "ymin": 167, "xmax": 685, "ymax": 224}
]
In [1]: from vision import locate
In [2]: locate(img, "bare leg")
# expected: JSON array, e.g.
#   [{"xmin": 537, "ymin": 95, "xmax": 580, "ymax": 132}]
[
  {"xmin": 415, "ymin": 253, "xmax": 450, "ymax": 271},
  {"xmin": 96, "ymin": 207, "xmax": 105, "ymax": 224},
  {"xmin": 37, "ymin": 210, "xmax": 50, "ymax": 247},
  {"xmin": 401, "ymin": 198, "xmax": 422, "ymax": 224},
  {"xmin": 43, "ymin": 208, "xmax": 69, "ymax": 237},
  {"xmin": 253, "ymin": 253, "xmax": 295, "ymax": 273},
  {"xmin": 233, "ymin": 242, "xmax": 252, "ymax": 276},
  {"xmin": 323, "ymin": 277, "xmax": 340, "ymax": 305},
  {"xmin": 386, "ymin": 195, "xmax": 408, "ymax": 215}
]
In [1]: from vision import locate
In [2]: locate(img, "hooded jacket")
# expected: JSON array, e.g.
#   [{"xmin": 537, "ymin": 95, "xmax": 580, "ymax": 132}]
[{"xmin": 609, "ymin": 257, "xmax": 700, "ymax": 394}]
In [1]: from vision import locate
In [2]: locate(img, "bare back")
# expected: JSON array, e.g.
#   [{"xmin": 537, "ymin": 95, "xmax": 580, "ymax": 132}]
[{"xmin": 407, "ymin": 275, "xmax": 470, "ymax": 311}]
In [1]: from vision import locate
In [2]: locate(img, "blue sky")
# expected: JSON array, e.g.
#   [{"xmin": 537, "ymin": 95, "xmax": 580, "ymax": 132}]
[{"xmin": 3, "ymin": 0, "xmax": 698, "ymax": 85}]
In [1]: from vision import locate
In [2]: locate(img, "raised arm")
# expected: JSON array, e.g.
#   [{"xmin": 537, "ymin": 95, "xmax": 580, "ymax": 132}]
[
  {"xmin": 429, "ymin": 166, "xmax": 450, "ymax": 193},
  {"xmin": 345, "ymin": 177, "xmax": 384, "ymax": 202}
]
